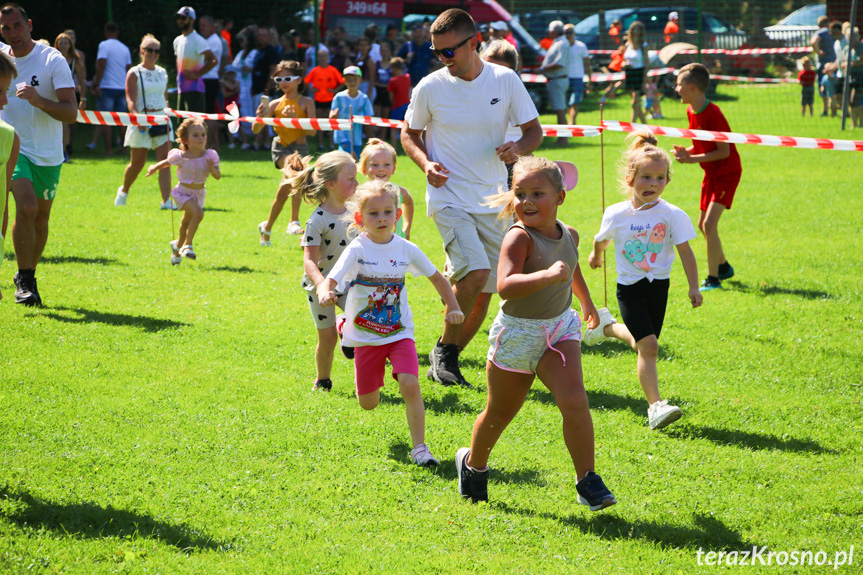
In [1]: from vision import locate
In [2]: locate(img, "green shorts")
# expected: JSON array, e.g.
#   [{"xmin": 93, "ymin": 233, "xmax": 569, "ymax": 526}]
[{"xmin": 13, "ymin": 154, "xmax": 62, "ymax": 200}]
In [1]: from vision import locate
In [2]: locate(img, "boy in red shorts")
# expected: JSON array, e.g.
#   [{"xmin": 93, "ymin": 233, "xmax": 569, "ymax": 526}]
[{"xmin": 672, "ymin": 63, "xmax": 742, "ymax": 291}]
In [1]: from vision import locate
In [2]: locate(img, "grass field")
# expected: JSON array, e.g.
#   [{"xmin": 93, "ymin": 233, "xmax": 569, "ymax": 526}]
[{"xmin": 1, "ymin": 85, "xmax": 862, "ymax": 573}]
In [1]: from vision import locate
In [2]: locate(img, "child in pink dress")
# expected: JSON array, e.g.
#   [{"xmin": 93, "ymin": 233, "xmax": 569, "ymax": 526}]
[{"xmin": 147, "ymin": 118, "xmax": 221, "ymax": 264}]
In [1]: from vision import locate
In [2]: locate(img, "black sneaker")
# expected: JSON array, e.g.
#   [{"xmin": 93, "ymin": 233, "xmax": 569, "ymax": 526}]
[
  {"xmin": 456, "ymin": 447, "xmax": 488, "ymax": 502},
  {"xmin": 336, "ymin": 314, "xmax": 354, "ymax": 359},
  {"xmin": 427, "ymin": 340, "xmax": 472, "ymax": 388},
  {"xmin": 576, "ymin": 471, "xmax": 617, "ymax": 511},
  {"xmin": 718, "ymin": 263, "xmax": 735, "ymax": 281},
  {"xmin": 699, "ymin": 277, "xmax": 722, "ymax": 292},
  {"xmin": 312, "ymin": 378, "xmax": 332, "ymax": 392},
  {"xmin": 14, "ymin": 273, "xmax": 41, "ymax": 307}
]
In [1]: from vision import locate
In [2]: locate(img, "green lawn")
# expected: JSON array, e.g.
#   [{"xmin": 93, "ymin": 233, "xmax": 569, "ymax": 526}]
[{"xmin": 1, "ymin": 87, "xmax": 861, "ymax": 573}]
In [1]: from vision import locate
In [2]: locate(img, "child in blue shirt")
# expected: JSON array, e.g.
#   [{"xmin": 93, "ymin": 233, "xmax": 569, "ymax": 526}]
[{"xmin": 330, "ymin": 66, "xmax": 373, "ymax": 159}]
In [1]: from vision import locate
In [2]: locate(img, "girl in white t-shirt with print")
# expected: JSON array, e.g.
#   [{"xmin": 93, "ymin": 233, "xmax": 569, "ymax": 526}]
[
  {"xmin": 586, "ymin": 131, "xmax": 702, "ymax": 430},
  {"xmin": 317, "ymin": 180, "xmax": 464, "ymax": 467}
]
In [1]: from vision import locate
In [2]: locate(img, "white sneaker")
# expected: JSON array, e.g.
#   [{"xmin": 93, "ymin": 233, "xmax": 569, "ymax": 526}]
[
  {"xmin": 114, "ymin": 187, "xmax": 128, "ymax": 206},
  {"xmin": 648, "ymin": 400, "xmax": 682, "ymax": 430},
  {"xmin": 160, "ymin": 198, "xmax": 177, "ymax": 210},
  {"xmin": 582, "ymin": 307, "xmax": 616, "ymax": 346},
  {"xmin": 410, "ymin": 443, "xmax": 440, "ymax": 467}
]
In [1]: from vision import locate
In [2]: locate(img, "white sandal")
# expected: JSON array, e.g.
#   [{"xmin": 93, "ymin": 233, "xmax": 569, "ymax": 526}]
[
  {"xmin": 258, "ymin": 221, "xmax": 272, "ymax": 247},
  {"xmin": 179, "ymin": 245, "xmax": 196, "ymax": 260},
  {"xmin": 287, "ymin": 220, "xmax": 304, "ymax": 235},
  {"xmin": 169, "ymin": 240, "xmax": 182, "ymax": 265}
]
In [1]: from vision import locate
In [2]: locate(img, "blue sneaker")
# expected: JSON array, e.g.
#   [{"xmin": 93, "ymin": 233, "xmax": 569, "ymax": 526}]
[
  {"xmin": 699, "ymin": 278, "xmax": 723, "ymax": 292},
  {"xmin": 718, "ymin": 264, "xmax": 735, "ymax": 280},
  {"xmin": 576, "ymin": 471, "xmax": 617, "ymax": 511}
]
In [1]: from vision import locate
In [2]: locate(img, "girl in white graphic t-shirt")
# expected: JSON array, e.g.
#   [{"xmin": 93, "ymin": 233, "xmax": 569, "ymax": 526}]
[
  {"xmin": 316, "ymin": 180, "xmax": 464, "ymax": 467},
  {"xmin": 586, "ymin": 131, "xmax": 702, "ymax": 431}
]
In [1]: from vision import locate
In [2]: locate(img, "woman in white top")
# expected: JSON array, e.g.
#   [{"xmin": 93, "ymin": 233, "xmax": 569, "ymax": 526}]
[
  {"xmin": 115, "ymin": 34, "xmax": 173, "ymax": 209},
  {"xmin": 53, "ymin": 32, "xmax": 86, "ymax": 162},
  {"xmin": 233, "ymin": 30, "xmax": 258, "ymax": 145},
  {"xmin": 623, "ymin": 21, "xmax": 649, "ymax": 124}
]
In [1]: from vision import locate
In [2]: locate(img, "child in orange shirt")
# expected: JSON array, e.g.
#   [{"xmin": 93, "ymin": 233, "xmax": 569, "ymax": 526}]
[{"xmin": 304, "ymin": 48, "xmax": 344, "ymax": 150}]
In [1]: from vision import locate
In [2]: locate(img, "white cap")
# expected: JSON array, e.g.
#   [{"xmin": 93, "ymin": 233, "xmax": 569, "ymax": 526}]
[
  {"xmin": 668, "ymin": 11, "xmax": 679, "ymax": 20},
  {"xmin": 177, "ymin": 6, "xmax": 196, "ymax": 20},
  {"xmin": 343, "ymin": 65, "xmax": 362, "ymax": 78},
  {"xmin": 490, "ymin": 21, "xmax": 508, "ymax": 31}
]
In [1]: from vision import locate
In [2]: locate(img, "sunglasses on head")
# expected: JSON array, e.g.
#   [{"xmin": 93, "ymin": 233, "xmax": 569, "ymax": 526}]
[
  {"xmin": 143, "ymin": 47, "xmax": 160, "ymax": 54},
  {"xmin": 273, "ymin": 75, "xmax": 300, "ymax": 83},
  {"xmin": 430, "ymin": 35, "xmax": 473, "ymax": 59}
]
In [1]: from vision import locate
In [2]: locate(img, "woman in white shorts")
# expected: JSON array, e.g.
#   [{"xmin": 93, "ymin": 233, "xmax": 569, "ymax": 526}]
[{"xmin": 115, "ymin": 34, "xmax": 174, "ymax": 209}]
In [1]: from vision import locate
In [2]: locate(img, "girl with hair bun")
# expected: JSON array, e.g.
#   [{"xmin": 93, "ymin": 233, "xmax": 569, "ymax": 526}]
[{"xmin": 586, "ymin": 130, "xmax": 702, "ymax": 430}]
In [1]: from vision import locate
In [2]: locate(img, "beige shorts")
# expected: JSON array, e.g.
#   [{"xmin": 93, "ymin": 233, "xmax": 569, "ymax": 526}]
[
  {"xmin": 124, "ymin": 118, "xmax": 173, "ymax": 150},
  {"xmin": 432, "ymin": 206, "xmax": 509, "ymax": 294}
]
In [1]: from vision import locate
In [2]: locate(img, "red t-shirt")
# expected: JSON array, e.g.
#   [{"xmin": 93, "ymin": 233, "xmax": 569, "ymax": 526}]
[
  {"xmin": 305, "ymin": 66, "xmax": 344, "ymax": 103},
  {"xmin": 687, "ymin": 101, "xmax": 742, "ymax": 177},
  {"xmin": 664, "ymin": 21, "xmax": 679, "ymax": 43},
  {"xmin": 798, "ymin": 70, "xmax": 817, "ymax": 86},
  {"xmin": 387, "ymin": 73, "xmax": 411, "ymax": 109}
]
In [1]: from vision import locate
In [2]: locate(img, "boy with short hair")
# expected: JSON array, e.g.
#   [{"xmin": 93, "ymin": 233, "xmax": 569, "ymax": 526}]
[
  {"xmin": 387, "ymin": 57, "xmax": 411, "ymax": 147},
  {"xmin": 672, "ymin": 63, "xmax": 741, "ymax": 291},
  {"xmin": 329, "ymin": 65, "xmax": 373, "ymax": 159},
  {"xmin": 798, "ymin": 57, "xmax": 817, "ymax": 117},
  {"xmin": 0, "ymin": 50, "xmax": 21, "ymax": 301}
]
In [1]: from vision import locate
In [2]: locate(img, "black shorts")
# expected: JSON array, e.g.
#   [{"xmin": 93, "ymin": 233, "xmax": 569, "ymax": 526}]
[
  {"xmin": 374, "ymin": 89, "xmax": 391, "ymax": 108},
  {"xmin": 624, "ymin": 68, "xmax": 645, "ymax": 94},
  {"xmin": 204, "ymin": 79, "xmax": 220, "ymax": 114},
  {"xmin": 315, "ymin": 101, "xmax": 332, "ymax": 118},
  {"xmin": 617, "ymin": 278, "xmax": 670, "ymax": 342},
  {"xmin": 177, "ymin": 91, "xmax": 205, "ymax": 113}
]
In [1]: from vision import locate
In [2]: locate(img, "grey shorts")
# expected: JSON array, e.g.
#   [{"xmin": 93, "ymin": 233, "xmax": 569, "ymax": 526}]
[
  {"xmin": 432, "ymin": 206, "xmax": 509, "ymax": 294},
  {"xmin": 306, "ymin": 288, "xmax": 347, "ymax": 329},
  {"xmin": 546, "ymin": 77, "xmax": 569, "ymax": 111},
  {"xmin": 487, "ymin": 308, "xmax": 582, "ymax": 374},
  {"xmin": 271, "ymin": 139, "xmax": 310, "ymax": 169}
]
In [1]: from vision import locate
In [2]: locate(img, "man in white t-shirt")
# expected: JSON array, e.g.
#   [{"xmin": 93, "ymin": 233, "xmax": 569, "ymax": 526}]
[
  {"xmin": 0, "ymin": 3, "xmax": 76, "ymax": 306},
  {"xmin": 402, "ymin": 8, "xmax": 542, "ymax": 387},
  {"xmin": 564, "ymin": 23, "xmax": 592, "ymax": 125},
  {"xmin": 198, "ymin": 15, "xmax": 223, "ymax": 150},
  {"xmin": 90, "ymin": 21, "xmax": 131, "ymax": 155},
  {"xmin": 173, "ymin": 6, "xmax": 217, "ymax": 113}
]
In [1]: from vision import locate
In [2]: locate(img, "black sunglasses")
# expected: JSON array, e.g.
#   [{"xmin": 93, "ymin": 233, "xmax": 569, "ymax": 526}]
[
  {"xmin": 430, "ymin": 35, "xmax": 473, "ymax": 59},
  {"xmin": 143, "ymin": 47, "xmax": 160, "ymax": 54}
]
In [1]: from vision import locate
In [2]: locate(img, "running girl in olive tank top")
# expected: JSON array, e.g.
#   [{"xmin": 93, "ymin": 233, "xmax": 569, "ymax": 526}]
[{"xmin": 454, "ymin": 156, "xmax": 617, "ymax": 512}]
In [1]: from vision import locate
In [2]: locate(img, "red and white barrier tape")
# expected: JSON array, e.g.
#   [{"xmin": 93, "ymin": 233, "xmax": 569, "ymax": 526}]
[
  {"xmin": 74, "ymin": 110, "xmax": 863, "ymax": 151},
  {"xmin": 712, "ymin": 74, "xmax": 797, "ymax": 83},
  {"xmin": 600, "ymin": 120, "xmax": 863, "ymax": 151},
  {"xmin": 542, "ymin": 125, "xmax": 602, "ymax": 137},
  {"xmin": 76, "ymin": 110, "xmax": 169, "ymax": 127},
  {"xmin": 352, "ymin": 115, "xmax": 405, "ymax": 129},
  {"xmin": 523, "ymin": 68, "xmax": 675, "ymax": 83},
  {"xmin": 244, "ymin": 116, "xmax": 351, "ymax": 130},
  {"xmin": 589, "ymin": 46, "xmax": 811, "ymax": 56}
]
